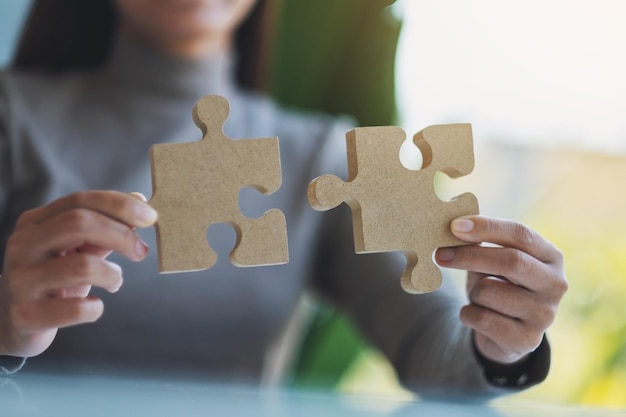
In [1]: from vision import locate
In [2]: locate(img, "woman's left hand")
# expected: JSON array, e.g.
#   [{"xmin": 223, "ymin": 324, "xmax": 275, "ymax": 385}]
[{"xmin": 435, "ymin": 215, "xmax": 568, "ymax": 364}]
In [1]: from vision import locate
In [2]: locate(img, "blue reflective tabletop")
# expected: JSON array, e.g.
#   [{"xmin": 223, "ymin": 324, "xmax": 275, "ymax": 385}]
[{"xmin": 1, "ymin": 373, "xmax": 624, "ymax": 417}]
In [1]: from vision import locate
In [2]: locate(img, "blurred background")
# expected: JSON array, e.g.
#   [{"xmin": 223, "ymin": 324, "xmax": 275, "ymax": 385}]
[
  {"xmin": 2, "ymin": 0, "xmax": 625, "ymax": 409},
  {"xmin": 395, "ymin": 1, "xmax": 626, "ymax": 408}
]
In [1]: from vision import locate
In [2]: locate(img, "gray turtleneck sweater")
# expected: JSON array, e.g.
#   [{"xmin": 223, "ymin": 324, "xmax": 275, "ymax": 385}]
[{"xmin": 0, "ymin": 39, "xmax": 548, "ymax": 396}]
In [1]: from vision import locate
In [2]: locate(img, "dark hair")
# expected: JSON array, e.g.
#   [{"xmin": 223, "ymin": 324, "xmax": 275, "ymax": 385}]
[{"xmin": 12, "ymin": 0, "xmax": 272, "ymax": 91}]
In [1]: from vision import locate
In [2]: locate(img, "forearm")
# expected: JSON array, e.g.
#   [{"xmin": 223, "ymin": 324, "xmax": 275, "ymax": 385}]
[
  {"xmin": 396, "ymin": 299, "xmax": 550, "ymax": 399},
  {"xmin": 392, "ymin": 298, "xmax": 489, "ymax": 397}
]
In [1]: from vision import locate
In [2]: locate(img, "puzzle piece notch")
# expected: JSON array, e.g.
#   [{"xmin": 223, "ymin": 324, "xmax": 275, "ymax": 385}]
[
  {"xmin": 149, "ymin": 95, "xmax": 288, "ymax": 273},
  {"xmin": 307, "ymin": 124, "xmax": 478, "ymax": 294}
]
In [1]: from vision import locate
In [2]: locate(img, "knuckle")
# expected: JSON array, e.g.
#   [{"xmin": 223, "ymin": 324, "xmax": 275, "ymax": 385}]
[
  {"xmin": 553, "ymin": 274, "xmax": 569, "ymax": 297},
  {"xmin": 457, "ymin": 246, "xmax": 480, "ymax": 265},
  {"xmin": 69, "ymin": 191, "xmax": 93, "ymax": 207},
  {"xmin": 543, "ymin": 272, "xmax": 568, "ymax": 303},
  {"xmin": 5, "ymin": 273, "xmax": 25, "ymax": 297},
  {"xmin": 5, "ymin": 231, "xmax": 26, "ymax": 254},
  {"xmin": 65, "ymin": 209, "xmax": 93, "ymax": 232},
  {"xmin": 512, "ymin": 221, "xmax": 534, "ymax": 246},
  {"xmin": 15, "ymin": 208, "xmax": 37, "ymax": 227},
  {"xmin": 516, "ymin": 330, "xmax": 543, "ymax": 356},
  {"xmin": 67, "ymin": 300, "xmax": 90, "ymax": 320},
  {"xmin": 483, "ymin": 218, "xmax": 497, "ymax": 236},
  {"xmin": 505, "ymin": 249, "xmax": 532, "ymax": 275},
  {"xmin": 3, "ymin": 251, "xmax": 34, "ymax": 289},
  {"xmin": 119, "ymin": 225, "xmax": 136, "ymax": 243},
  {"xmin": 480, "ymin": 312, "xmax": 502, "ymax": 336},
  {"xmin": 533, "ymin": 302, "xmax": 557, "ymax": 328},
  {"xmin": 459, "ymin": 304, "xmax": 480, "ymax": 329},
  {"xmin": 470, "ymin": 280, "xmax": 497, "ymax": 306},
  {"xmin": 458, "ymin": 305, "xmax": 472, "ymax": 325},
  {"xmin": 501, "ymin": 325, "xmax": 530, "ymax": 354},
  {"xmin": 529, "ymin": 333, "xmax": 544, "ymax": 351},
  {"xmin": 552, "ymin": 246, "xmax": 565, "ymax": 265},
  {"xmin": 111, "ymin": 194, "xmax": 134, "ymax": 215},
  {"xmin": 9, "ymin": 302, "xmax": 34, "ymax": 328},
  {"xmin": 471, "ymin": 307, "xmax": 497, "ymax": 332},
  {"xmin": 70, "ymin": 255, "xmax": 96, "ymax": 281}
]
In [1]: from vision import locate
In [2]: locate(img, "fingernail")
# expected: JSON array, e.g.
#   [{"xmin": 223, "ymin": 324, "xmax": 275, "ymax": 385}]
[
  {"xmin": 137, "ymin": 204, "xmax": 158, "ymax": 226},
  {"xmin": 130, "ymin": 192, "xmax": 148, "ymax": 202},
  {"xmin": 452, "ymin": 218, "xmax": 474, "ymax": 233},
  {"xmin": 112, "ymin": 276, "xmax": 124, "ymax": 293},
  {"xmin": 437, "ymin": 247, "xmax": 455, "ymax": 262},
  {"xmin": 136, "ymin": 238, "xmax": 148, "ymax": 257},
  {"xmin": 106, "ymin": 260, "xmax": 122, "ymax": 274}
]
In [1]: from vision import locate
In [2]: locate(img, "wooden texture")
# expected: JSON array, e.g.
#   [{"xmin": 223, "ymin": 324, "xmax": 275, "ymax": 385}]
[
  {"xmin": 307, "ymin": 124, "xmax": 479, "ymax": 293},
  {"xmin": 149, "ymin": 95, "xmax": 288, "ymax": 273}
]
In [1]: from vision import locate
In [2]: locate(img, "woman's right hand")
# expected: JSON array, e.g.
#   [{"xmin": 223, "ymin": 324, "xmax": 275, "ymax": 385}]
[{"xmin": 0, "ymin": 190, "xmax": 158, "ymax": 358}]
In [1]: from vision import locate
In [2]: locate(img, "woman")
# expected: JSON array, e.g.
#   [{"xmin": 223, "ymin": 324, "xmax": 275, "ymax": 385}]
[{"xmin": 0, "ymin": 0, "xmax": 567, "ymax": 397}]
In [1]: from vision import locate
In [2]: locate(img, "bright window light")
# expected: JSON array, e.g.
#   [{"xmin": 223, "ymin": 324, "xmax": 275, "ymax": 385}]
[{"xmin": 394, "ymin": 0, "xmax": 626, "ymax": 154}]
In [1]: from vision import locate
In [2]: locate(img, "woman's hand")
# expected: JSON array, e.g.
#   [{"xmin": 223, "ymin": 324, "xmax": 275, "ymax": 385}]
[
  {"xmin": 435, "ymin": 215, "xmax": 568, "ymax": 364},
  {"xmin": 0, "ymin": 191, "xmax": 157, "ymax": 358}
]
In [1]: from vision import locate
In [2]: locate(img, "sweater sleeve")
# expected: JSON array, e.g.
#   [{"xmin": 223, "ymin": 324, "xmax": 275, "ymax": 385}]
[
  {"xmin": 0, "ymin": 73, "xmax": 11, "ymax": 258},
  {"xmin": 0, "ymin": 73, "xmax": 27, "ymax": 375},
  {"xmin": 310, "ymin": 207, "xmax": 489, "ymax": 395},
  {"xmin": 309, "ymin": 121, "xmax": 550, "ymax": 399}
]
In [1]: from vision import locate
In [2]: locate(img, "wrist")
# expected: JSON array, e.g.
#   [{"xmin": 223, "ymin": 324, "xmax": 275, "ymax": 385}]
[{"xmin": 472, "ymin": 333, "xmax": 551, "ymax": 389}]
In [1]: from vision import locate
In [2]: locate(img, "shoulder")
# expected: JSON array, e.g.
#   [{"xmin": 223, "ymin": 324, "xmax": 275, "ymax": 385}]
[
  {"xmin": 1, "ymin": 69, "xmax": 56, "ymax": 104},
  {"xmin": 0, "ymin": 69, "xmax": 99, "ymax": 146},
  {"xmin": 0, "ymin": 70, "xmax": 79, "ymax": 126}
]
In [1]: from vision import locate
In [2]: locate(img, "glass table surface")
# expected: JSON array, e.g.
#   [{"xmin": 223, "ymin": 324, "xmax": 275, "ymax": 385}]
[{"xmin": 2, "ymin": 373, "xmax": 625, "ymax": 417}]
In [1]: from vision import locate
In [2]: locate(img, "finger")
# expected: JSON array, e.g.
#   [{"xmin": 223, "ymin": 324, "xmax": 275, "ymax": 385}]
[
  {"xmin": 465, "ymin": 271, "xmax": 482, "ymax": 294},
  {"xmin": 129, "ymin": 192, "xmax": 148, "ymax": 202},
  {"xmin": 30, "ymin": 254, "xmax": 123, "ymax": 296},
  {"xmin": 50, "ymin": 284, "xmax": 92, "ymax": 299},
  {"xmin": 11, "ymin": 296, "xmax": 104, "ymax": 332},
  {"xmin": 449, "ymin": 216, "xmax": 563, "ymax": 265},
  {"xmin": 436, "ymin": 245, "xmax": 553, "ymax": 292},
  {"xmin": 73, "ymin": 243, "xmax": 113, "ymax": 259},
  {"xmin": 75, "ymin": 194, "xmax": 150, "ymax": 257},
  {"xmin": 19, "ymin": 209, "xmax": 148, "ymax": 263},
  {"xmin": 467, "ymin": 276, "xmax": 555, "ymax": 327},
  {"xmin": 460, "ymin": 304, "xmax": 542, "ymax": 361},
  {"xmin": 17, "ymin": 190, "xmax": 157, "ymax": 229},
  {"xmin": 473, "ymin": 331, "xmax": 536, "ymax": 365}
]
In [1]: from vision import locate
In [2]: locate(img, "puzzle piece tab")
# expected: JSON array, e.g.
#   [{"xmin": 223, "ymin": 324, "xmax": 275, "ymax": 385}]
[
  {"xmin": 307, "ymin": 124, "xmax": 478, "ymax": 294},
  {"xmin": 149, "ymin": 95, "xmax": 288, "ymax": 273}
]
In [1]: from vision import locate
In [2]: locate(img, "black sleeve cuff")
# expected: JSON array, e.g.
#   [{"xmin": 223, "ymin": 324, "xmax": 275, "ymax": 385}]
[
  {"xmin": 0, "ymin": 355, "xmax": 26, "ymax": 375},
  {"xmin": 472, "ymin": 334, "xmax": 551, "ymax": 389}
]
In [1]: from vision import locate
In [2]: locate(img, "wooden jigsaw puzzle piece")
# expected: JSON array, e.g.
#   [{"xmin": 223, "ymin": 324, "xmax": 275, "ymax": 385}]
[
  {"xmin": 307, "ymin": 124, "xmax": 478, "ymax": 294},
  {"xmin": 230, "ymin": 208, "xmax": 288, "ymax": 266},
  {"xmin": 150, "ymin": 140, "xmax": 219, "ymax": 273},
  {"xmin": 149, "ymin": 95, "xmax": 288, "ymax": 273}
]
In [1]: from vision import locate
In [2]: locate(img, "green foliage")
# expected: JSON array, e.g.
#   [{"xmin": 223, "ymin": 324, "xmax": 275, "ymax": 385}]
[
  {"xmin": 290, "ymin": 304, "xmax": 368, "ymax": 389},
  {"xmin": 270, "ymin": 0, "xmax": 401, "ymax": 126}
]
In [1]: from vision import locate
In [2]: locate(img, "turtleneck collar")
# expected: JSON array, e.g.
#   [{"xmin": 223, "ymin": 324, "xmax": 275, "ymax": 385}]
[{"xmin": 103, "ymin": 35, "xmax": 238, "ymax": 99}]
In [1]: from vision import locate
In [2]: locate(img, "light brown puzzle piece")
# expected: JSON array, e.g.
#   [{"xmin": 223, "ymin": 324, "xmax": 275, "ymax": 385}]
[
  {"xmin": 149, "ymin": 95, "xmax": 288, "ymax": 273},
  {"xmin": 307, "ymin": 124, "xmax": 479, "ymax": 294}
]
